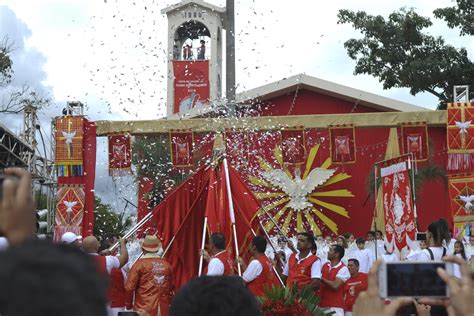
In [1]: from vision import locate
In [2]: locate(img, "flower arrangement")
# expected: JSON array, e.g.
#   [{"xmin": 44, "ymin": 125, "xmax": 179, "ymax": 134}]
[{"xmin": 257, "ymin": 284, "xmax": 333, "ymax": 316}]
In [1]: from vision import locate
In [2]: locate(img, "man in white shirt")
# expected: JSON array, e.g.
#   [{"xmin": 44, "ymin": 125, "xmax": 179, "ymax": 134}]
[
  {"xmin": 202, "ymin": 233, "xmax": 234, "ymax": 276},
  {"xmin": 82, "ymin": 236, "xmax": 128, "ymax": 274},
  {"xmin": 279, "ymin": 232, "xmax": 322, "ymax": 291},
  {"xmin": 319, "ymin": 244, "xmax": 351, "ymax": 316},
  {"xmin": 382, "ymin": 245, "xmax": 398, "ymax": 262},
  {"xmin": 353, "ymin": 238, "xmax": 374, "ymax": 273}
]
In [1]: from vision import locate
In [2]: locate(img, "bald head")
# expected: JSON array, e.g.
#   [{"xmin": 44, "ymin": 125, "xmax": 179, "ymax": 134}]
[{"xmin": 82, "ymin": 236, "xmax": 100, "ymax": 254}]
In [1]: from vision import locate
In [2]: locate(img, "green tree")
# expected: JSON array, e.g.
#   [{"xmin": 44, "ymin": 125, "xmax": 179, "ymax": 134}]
[
  {"xmin": 337, "ymin": 0, "xmax": 474, "ymax": 109},
  {"xmin": 93, "ymin": 196, "xmax": 133, "ymax": 241},
  {"xmin": 0, "ymin": 36, "xmax": 13, "ymax": 87},
  {"xmin": 132, "ymin": 134, "xmax": 192, "ymax": 208}
]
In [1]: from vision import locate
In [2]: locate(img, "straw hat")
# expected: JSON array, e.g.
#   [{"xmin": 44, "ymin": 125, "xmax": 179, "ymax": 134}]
[{"xmin": 141, "ymin": 235, "xmax": 160, "ymax": 252}]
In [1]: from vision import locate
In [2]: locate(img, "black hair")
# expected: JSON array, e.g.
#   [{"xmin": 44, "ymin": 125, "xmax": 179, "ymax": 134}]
[
  {"xmin": 454, "ymin": 240, "xmax": 467, "ymax": 260},
  {"xmin": 333, "ymin": 244, "xmax": 345, "ymax": 260},
  {"xmin": 356, "ymin": 237, "xmax": 365, "ymax": 244},
  {"xmin": 252, "ymin": 236, "xmax": 267, "ymax": 253},
  {"xmin": 427, "ymin": 219, "xmax": 450, "ymax": 247},
  {"xmin": 169, "ymin": 276, "xmax": 261, "ymax": 316},
  {"xmin": 348, "ymin": 258, "xmax": 360, "ymax": 267},
  {"xmin": 367, "ymin": 231, "xmax": 376, "ymax": 237},
  {"xmin": 210, "ymin": 233, "xmax": 226, "ymax": 250},
  {"xmin": 0, "ymin": 239, "xmax": 108, "ymax": 316},
  {"xmin": 376, "ymin": 230, "xmax": 383, "ymax": 236},
  {"xmin": 298, "ymin": 232, "xmax": 317, "ymax": 252}
]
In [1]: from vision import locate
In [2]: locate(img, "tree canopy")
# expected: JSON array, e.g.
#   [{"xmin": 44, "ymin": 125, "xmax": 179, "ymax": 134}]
[
  {"xmin": 338, "ymin": 0, "xmax": 474, "ymax": 109},
  {"xmin": 93, "ymin": 196, "xmax": 133, "ymax": 241},
  {"xmin": 0, "ymin": 37, "xmax": 13, "ymax": 87}
]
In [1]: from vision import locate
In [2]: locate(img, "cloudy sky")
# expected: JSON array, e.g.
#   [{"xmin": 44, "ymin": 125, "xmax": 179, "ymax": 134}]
[{"xmin": 0, "ymin": 0, "xmax": 471, "ymax": 210}]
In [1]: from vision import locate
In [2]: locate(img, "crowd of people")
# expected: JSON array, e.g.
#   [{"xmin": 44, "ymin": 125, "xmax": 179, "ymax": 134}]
[{"xmin": 0, "ymin": 167, "xmax": 473, "ymax": 316}]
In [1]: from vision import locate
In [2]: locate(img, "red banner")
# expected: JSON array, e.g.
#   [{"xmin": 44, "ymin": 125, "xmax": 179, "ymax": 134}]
[
  {"xmin": 170, "ymin": 130, "xmax": 194, "ymax": 168},
  {"xmin": 400, "ymin": 123, "xmax": 428, "ymax": 161},
  {"xmin": 380, "ymin": 157, "xmax": 416, "ymax": 253},
  {"xmin": 447, "ymin": 102, "xmax": 474, "ymax": 171},
  {"xmin": 55, "ymin": 116, "xmax": 84, "ymax": 176},
  {"xmin": 280, "ymin": 128, "xmax": 306, "ymax": 164},
  {"xmin": 54, "ymin": 186, "xmax": 85, "ymax": 242},
  {"xmin": 108, "ymin": 134, "xmax": 132, "ymax": 176},
  {"xmin": 448, "ymin": 174, "xmax": 474, "ymax": 217},
  {"xmin": 173, "ymin": 60, "xmax": 209, "ymax": 113},
  {"xmin": 56, "ymin": 119, "xmax": 96, "ymax": 238},
  {"xmin": 329, "ymin": 125, "xmax": 356, "ymax": 164}
]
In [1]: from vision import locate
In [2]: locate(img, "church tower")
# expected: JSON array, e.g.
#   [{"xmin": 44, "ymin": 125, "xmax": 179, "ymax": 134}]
[{"xmin": 161, "ymin": 0, "xmax": 226, "ymax": 118}]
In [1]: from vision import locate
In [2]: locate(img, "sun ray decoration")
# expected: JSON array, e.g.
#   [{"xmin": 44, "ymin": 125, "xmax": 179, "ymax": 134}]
[{"xmin": 252, "ymin": 144, "xmax": 354, "ymax": 236}]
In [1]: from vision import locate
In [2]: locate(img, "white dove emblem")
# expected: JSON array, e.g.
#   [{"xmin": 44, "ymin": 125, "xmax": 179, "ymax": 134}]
[
  {"xmin": 262, "ymin": 168, "xmax": 335, "ymax": 211},
  {"xmin": 459, "ymin": 195, "xmax": 474, "ymax": 211},
  {"xmin": 62, "ymin": 131, "xmax": 76, "ymax": 144},
  {"xmin": 455, "ymin": 121, "xmax": 471, "ymax": 140},
  {"xmin": 63, "ymin": 200, "xmax": 77, "ymax": 213}
]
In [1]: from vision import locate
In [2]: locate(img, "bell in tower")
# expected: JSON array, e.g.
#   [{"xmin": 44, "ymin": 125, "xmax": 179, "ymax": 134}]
[{"xmin": 162, "ymin": 1, "xmax": 226, "ymax": 117}]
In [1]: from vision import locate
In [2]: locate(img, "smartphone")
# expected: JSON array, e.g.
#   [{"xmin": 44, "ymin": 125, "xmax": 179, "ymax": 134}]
[
  {"xmin": 378, "ymin": 261, "xmax": 453, "ymax": 299},
  {"xmin": 416, "ymin": 232, "xmax": 427, "ymax": 241}
]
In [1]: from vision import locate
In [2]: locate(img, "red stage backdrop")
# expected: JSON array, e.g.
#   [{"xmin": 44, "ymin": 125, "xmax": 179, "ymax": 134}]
[
  {"xmin": 173, "ymin": 60, "xmax": 209, "ymax": 113},
  {"xmin": 380, "ymin": 157, "xmax": 416, "ymax": 254}
]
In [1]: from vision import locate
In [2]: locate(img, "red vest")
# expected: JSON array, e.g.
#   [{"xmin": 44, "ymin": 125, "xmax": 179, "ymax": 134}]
[
  {"xmin": 205, "ymin": 250, "xmax": 235, "ymax": 275},
  {"xmin": 320, "ymin": 262, "xmax": 346, "ymax": 308},
  {"xmin": 286, "ymin": 253, "xmax": 319, "ymax": 289},
  {"xmin": 109, "ymin": 268, "xmax": 126, "ymax": 308},
  {"xmin": 215, "ymin": 251, "xmax": 234, "ymax": 275},
  {"xmin": 247, "ymin": 256, "xmax": 277, "ymax": 296}
]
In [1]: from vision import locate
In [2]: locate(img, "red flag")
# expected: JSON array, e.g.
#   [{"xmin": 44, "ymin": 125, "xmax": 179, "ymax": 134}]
[{"xmin": 152, "ymin": 166, "xmax": 210, "ymax": 288}]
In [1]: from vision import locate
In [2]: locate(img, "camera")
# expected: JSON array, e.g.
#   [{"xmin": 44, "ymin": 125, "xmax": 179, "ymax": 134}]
[
  {"xmin": 378, "ymin": 261, "xmax": 453, "ymax": 298},
  {"xmin": 416, "ymin": 232, "xmax": 427, "ymax": 241}
]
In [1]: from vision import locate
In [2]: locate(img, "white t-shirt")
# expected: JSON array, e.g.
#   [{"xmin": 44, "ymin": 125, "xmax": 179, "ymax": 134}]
[
  {"xmin": 90, "ymin": 253, "xmax": 120, "ymax": 274},
  {"xmin": 417, "ymin": 247, "xmax": 447, "ymax": 261},
  {"xmin": 353, "ymin": 249, "xmax": 374, "ymax": 273},
  {"xmin": 322, "ymin": 261, "xmax": 350, "ymax": 282},
  {"xmin": 282, "ymin": 252, "xmax": 322, "ymax": 279},
  {"xmin": 382, "ymin": 253, "xmax": 398, "ymax": 262},
  {"xmin": 206, "ymin": 250, "xmax": 226, "ymax": 276},
  {"xmin": 242, "ymin": 259, "xmax": 263, "ymax": 283}
]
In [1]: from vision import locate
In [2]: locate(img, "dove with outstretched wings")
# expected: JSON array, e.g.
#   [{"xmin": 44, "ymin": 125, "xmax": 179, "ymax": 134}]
[
  {"xmin": 63, "ymin": 200, "xmax": 78, "ymax": 224},
  {"xmin": 455, "ymin": 121, "xmax": 471, "ymax": 142},
  {"xmin": 459, "ymin": 195, "xmax": 474, "ymax": 211},
  {"xmin": 61, "ymin": 131, "xmax": 77, "ymax": 144},
  {"xmin": 262, "ymin": 168, "xmax": 335, "ymax": 211}
]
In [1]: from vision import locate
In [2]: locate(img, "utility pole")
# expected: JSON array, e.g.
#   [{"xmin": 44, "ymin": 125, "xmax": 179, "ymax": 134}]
[{"xmin": 226, "ymin": 0, "xmax": 236, "ymax": 110}]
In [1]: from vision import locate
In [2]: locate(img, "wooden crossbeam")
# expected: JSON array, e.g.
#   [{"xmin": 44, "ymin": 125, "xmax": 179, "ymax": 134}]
[{"xmin": 95, "ymin": 110, "xmax": 446, "ymax": 136}]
